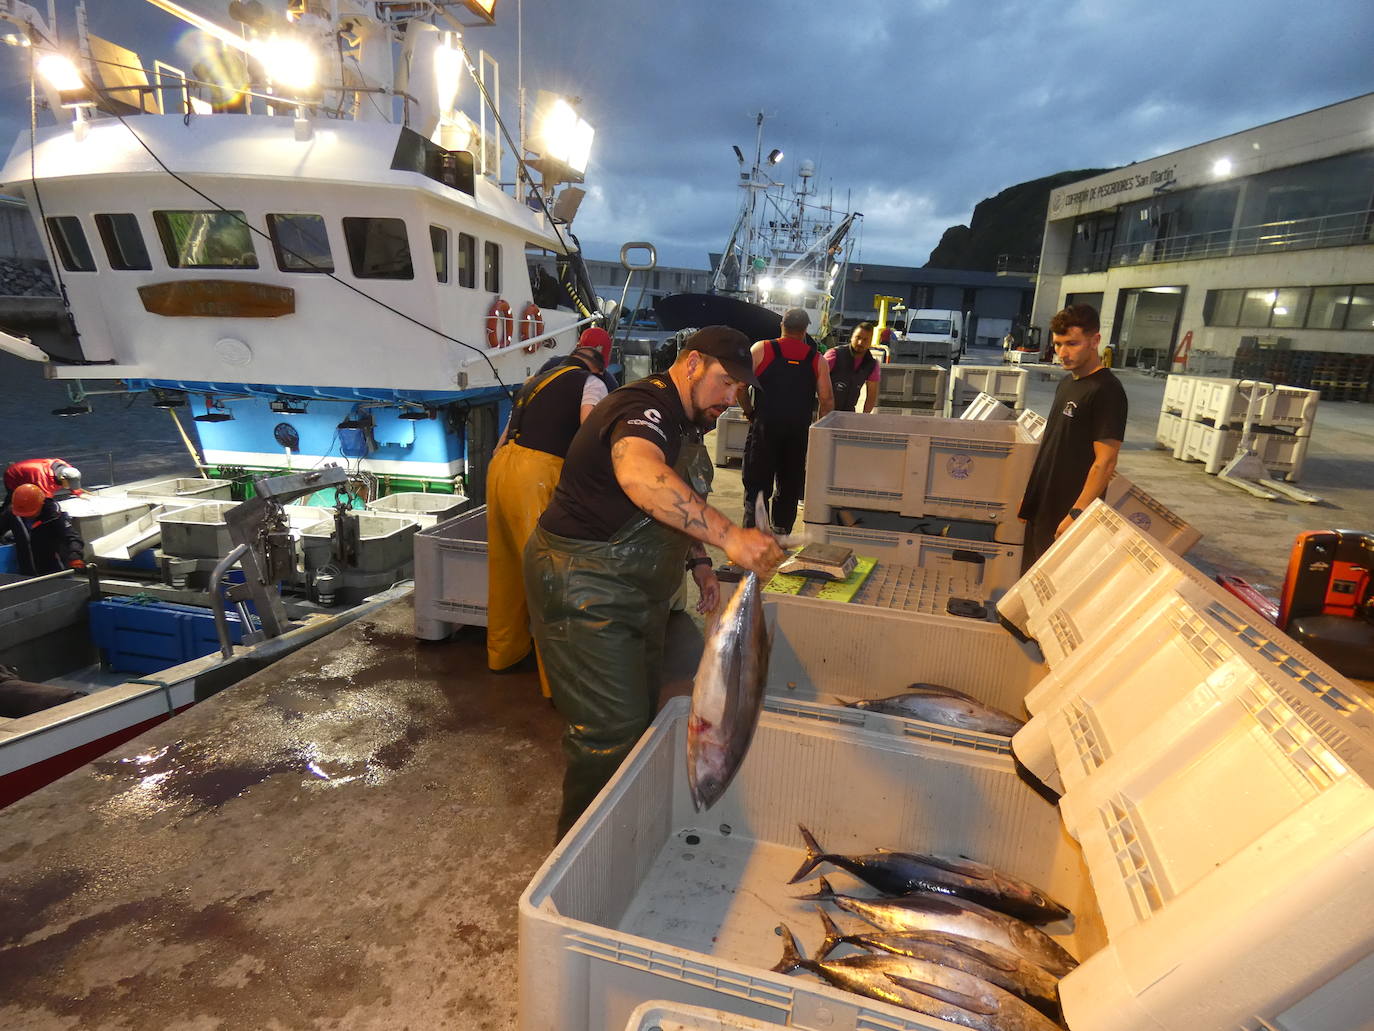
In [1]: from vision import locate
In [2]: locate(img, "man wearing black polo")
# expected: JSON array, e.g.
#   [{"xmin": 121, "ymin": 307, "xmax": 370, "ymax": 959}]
[
  {"xmin": 525, "ymin": 326, "xmax": 784, "ymax": 837},
  {"xmin": 1017, "ymin": 304, "xmax": 1127, "ymax": 571}
]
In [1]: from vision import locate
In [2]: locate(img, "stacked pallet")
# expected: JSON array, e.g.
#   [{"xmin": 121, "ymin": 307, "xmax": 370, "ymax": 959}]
[{"xmin": 1156, "ymin": 374, "xmax": 1318, "ymax": 482}]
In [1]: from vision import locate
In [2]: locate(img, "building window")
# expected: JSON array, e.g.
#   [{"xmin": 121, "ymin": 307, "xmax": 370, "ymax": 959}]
[
  {"xmin": 94, "ymin": 213, "xmax": 152, "ymax": 270},
  {"xmin": 430, "ymin": 225, "xmax": 449, "ymax": 283},
  {"xmin": 483, "ymin": 240, "xmax": 500, "ymax": 292},
  {"xmin": 154, "ymin": 210, "xmax": 258, "ymax": 268},
  {"xmin": 1349, "ymin": 286, "xmax": 1374, "ymax": 331},
  {"xmin": 1237, "ymin": 289, "xmax": 1276, "ymax": 327},
  {"xmin": 1270, "ymin": 287, "xmax": 1310, "ymax": 329},
  {"xmin": 1308, "ymin": 286, "xmax": 1353, "ymax": 329},
  {"xmin": 45, "ymin": 216, "xmax": 96, "ymax": 272},
  {"xmin": 341, "ymin": 216, "xmax": 413, "ymax": 280},
  {"xmin": 457, "ymin": 233, "xmax": 476, "ymax": 288},
  {"xmin": 1206, "ymin": 284, "xmax": 1374, "ymax": 331},
  {"xmin": 267, "ymin": 213, "xmax": 333, "ymax": 273}
]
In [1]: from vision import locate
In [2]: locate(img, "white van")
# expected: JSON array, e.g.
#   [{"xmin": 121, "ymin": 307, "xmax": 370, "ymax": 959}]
[{"xmin": 893, "ymin": 309, "xmax": 964, "ymax": 364}]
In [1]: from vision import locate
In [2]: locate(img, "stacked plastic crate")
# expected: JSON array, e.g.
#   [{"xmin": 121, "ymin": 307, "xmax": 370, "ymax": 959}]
[
  {"xmin": 799, "ymin": 411, "xmax": 1038, "ymax": 594},
  {"xmin": 945, "ymin": 365, "xmax": 1028, "ymax": 416},
  {"xmin": 875, "ymin": 362, "xmax": 947, "ymax": 415},
  {"xmin": 711, "ymin": 406, "xmax": 749, "ymax": 467},
  {"xmin": 1158, "ymin": 374, "xmax": 1318, "ymax": 481}
]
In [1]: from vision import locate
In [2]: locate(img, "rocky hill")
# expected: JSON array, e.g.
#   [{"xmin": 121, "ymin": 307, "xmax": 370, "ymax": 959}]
[{"xmin": 925, "ymin": 168, "xmax": 1113, "ymax": 271}]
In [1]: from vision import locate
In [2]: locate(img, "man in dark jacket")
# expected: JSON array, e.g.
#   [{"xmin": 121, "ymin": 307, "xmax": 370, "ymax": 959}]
[
  {"xmin": 823, "ymin": 322, "xmax": 880, "ymax": 413},
  {"xmin": 1, "ymin": 483, "xmax": 84, "ymax": 575}
]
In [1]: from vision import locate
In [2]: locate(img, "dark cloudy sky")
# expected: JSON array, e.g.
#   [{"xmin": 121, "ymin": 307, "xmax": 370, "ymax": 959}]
[{"xmin": 1, "ymin": 0, "xmax": 1370, "ymax": 270}]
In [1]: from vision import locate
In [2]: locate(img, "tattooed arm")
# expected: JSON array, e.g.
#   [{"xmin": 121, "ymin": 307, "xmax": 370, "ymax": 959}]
[{"xmin": 611, "ymin": 435, "xmax": 782, "ymax": 575}]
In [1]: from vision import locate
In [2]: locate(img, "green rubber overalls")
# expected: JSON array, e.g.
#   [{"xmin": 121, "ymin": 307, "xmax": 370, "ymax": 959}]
[{"xmin": 524, "ymin": 435, "xmax": 712, "ymax": 838}]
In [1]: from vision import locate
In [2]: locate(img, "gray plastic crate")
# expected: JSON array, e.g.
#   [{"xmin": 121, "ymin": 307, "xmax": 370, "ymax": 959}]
[
  {"xmin": 711, "ymin": 408, "xmax": 749, "ymax": 467},
  {"xmin": 413, "ymin": 505, "xmax": 488, "ymax": 639},
  {"xmin": 804, "ymin": 412, "xmax": 1039, "ymax": 543},
  {"xmin": 877, "ymin": 362, "xmax": 947, "ymax": 408}
]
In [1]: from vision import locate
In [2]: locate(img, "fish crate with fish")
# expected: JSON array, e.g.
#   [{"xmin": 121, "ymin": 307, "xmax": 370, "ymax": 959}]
[
  {"xmin": 763, "ymin": 595, "xmax": 1046, "ymax": 752},
  {"xmin": 519, "ymin": 696, "xmax": 1103, "ymax": 1031},
  {"xmin": 803, "ymin": 413, "xmax": 1038, "ymax": 545}
]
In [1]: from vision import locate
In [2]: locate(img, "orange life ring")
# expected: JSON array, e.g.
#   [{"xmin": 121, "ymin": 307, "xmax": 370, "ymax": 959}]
[
  {"xmin": 519, "ymin": 302, "xmax": 545, "ymax": 354},
  {"xmin": 486, "ymin": 298, "xmax": 514, "ymax": 349}
]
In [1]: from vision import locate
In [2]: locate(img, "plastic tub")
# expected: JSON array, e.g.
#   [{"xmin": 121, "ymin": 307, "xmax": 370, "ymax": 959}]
[
  {"xmin": 413, "ymin": 506, "xmax": 488, "ymax": 639},
  {"xmin": 711, "ymin": 408, "xmax": 749, "ymax": 467},
  {"xmin": 366, "ymin": 491, "xmax": 468, "ymax": 528}
]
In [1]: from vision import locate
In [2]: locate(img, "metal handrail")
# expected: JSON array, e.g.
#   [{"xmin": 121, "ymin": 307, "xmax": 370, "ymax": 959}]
[
  {"xmin": 209, "ymin": 543, "xmax": 249, "ymax": 660},
  {"xmin": 1106, "ymin": 207, "xmax": 1374, "ymax": 269}
]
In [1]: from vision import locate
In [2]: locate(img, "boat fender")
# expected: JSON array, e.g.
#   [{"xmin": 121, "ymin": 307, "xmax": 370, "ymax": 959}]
[
  {"xmin": 486, "ymin": 298, "xmax": 515, "ymax": 349},
  {"xmin": 519, "ymin": 302, "xmax": 545, "ymax": 354}
]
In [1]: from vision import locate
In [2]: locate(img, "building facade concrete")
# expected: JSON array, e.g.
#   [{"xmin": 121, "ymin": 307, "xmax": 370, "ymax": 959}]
[{"xmin": 1034, "ymin": 93, "xmax": 1374, "ymax": 392}]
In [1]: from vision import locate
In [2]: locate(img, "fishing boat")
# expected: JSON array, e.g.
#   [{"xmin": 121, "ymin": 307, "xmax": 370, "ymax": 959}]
[
  {"xmin": 655, "ymin": 112, "xmax": 861, "ymax": 343},
  {"xmin": 0, "ymin": 0, "xmax": 613, "ymax": 806}
]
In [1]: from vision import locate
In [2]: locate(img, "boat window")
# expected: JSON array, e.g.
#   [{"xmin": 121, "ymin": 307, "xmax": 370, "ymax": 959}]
[
  {"xmin": 430, "ymin": 225, "xmax": 449, "ymax": 283},
  {"xmin": 341, "ymin": 216, "xmax": 414, "ymax": 280},
  {"xmin": 45, "ymin": 216, "xmax": 96, "ymax": 272},
  {"xmin": 153, "ymin": 210, "xmax": 259, "ymax": 269},
  {"xmin": 267, "ymin": 213, "xmax": 333, "ymax": 273},
  {"xmin": 94, "ymin": 213, "xmax": 152, "ymax": 271},
  {"xmin": 483, "ymin": 240, "xmax": 500, "ymax": 292},
  {"xmin": 457, "ymin": 232, "xmax": 476, "ymax": 288}
]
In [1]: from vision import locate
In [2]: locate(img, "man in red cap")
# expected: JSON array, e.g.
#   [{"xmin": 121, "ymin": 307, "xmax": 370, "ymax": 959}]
[
  {"xmin": 537, "ymin": 326, "xmax": 618, "ymax": 394},
  {"xmin": 1, "ymin": 483, "xmax": 84, "ymax": 575}
]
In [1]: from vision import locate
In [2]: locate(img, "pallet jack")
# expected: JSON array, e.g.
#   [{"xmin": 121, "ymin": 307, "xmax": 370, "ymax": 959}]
[{"xmin": 1217, "ymin": 382, "xmax": 1321, "ymax": 503}]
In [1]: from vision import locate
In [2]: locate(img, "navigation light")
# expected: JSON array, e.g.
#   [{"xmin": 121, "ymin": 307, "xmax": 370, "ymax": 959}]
[{"xmin": 253, "ymin": 34, "xmax": 318, "ymax": 93}]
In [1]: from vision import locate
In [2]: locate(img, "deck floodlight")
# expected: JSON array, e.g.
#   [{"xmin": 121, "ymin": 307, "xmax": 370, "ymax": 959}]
[
  {"xmin": 732, "ymin": 145, "xmax": 745, "ymax": 163},
  {"xmin": 151, "ymin": 388, "xmax": 188, "ymax": 409},
  {"xmin": 530, "ymin": 92, "xmax": 594, "ymax": 178},
  {"xmin": 39, "ymin": 53, "xmax": 94, "ymax": 107},
  {"xmin": 767, "ymin": 148, "xmax": 783, "ymax": 165},
  {"xmin": 433, "ymin": 37, "xmax": 463, "ymax": 114},
  {"xmin": 458, "ymin": 0, "xmax": 498, "ymax": 23},
  {"xmin": 253, "ymin": 33, "xmax": 318, "ymax": 93},
  {"xmin": 398, "ymin": 406, "xmax": 435, "ymax": 421},
  {"xmin": 758, "ymin": 276, "xmax": 775, "ymax": 291},
  {"xmin": 194, "ymin": 398, "xmax": 235, "ymax": 423}
]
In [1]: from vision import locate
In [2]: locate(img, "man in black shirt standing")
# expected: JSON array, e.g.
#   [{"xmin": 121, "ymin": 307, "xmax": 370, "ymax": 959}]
[
  {"xmin": 526, "ymin": 326, "xmax": 784, "ymax": 836},
  {"xmin": 1017, "ymin": 304, "xmax": 1127, "ymax": 572}
]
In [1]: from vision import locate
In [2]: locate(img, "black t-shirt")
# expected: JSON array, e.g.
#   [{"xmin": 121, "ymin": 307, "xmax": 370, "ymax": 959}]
[
  {"xmin": 539, "ymin": 374, "xmax": 691, "ymax": 541},
  {"xmin": 1018, "ymin": 368, "xmax": 1127, "ymax": 524}
]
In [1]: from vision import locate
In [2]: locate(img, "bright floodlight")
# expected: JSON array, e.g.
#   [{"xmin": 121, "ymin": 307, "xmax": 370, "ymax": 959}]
[
  {"xmin": 785, "ymin": 277, "xmax": 804, "ymax": 294},
  {"xmin": 767, "ymin": 148, "xmax": 783, "ymax": 165},
  {"xmin": 539, "ymin": 97, "xmax": 595, "ymax": 174},
  {"xmin": 433, "ymin": 40, "xmax": 462, "ymax": 113},
  {"xmin": 38, "ymin": 53, "xmax": 83, "ymax": 92},
  {"xmin": 758, "ymin": 276, "xmax": 775, "ymax": 291},
  {"xmin": 1212, "ymin": 157, "xmax": 1233, "ymax": 177},
  {"xmin": 254, "ymin": 34, "xmax": 318, "ymax": 93}
]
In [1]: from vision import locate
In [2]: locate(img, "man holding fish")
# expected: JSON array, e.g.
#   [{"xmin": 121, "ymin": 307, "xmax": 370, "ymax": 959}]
[{"xmin": 525, "ymin": 327, "xmax": 784, "ymax": 838}]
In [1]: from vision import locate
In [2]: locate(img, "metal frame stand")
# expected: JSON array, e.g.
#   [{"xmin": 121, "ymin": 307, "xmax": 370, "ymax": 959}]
[{"xmin": 1217, "ymin": 383, "xmax": 1321, "ymax": 504}]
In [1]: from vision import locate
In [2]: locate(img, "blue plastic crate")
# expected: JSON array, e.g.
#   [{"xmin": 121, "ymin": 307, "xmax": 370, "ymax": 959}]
[{"xmin": 88, "ymin": 598, "xmax": 247, "ymax": 675}]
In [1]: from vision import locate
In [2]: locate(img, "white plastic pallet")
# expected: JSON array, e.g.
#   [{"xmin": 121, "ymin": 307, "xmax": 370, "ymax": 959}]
[
  {"xmin": 1102, "ymin": 473, "xmax": 1201, "ymax": 555},
  {"xmin": 412, "ymin": 505, "xmax": 488, "ymax": 639},
  {"xmin": 958, "ymin": 391, "xmax": 1017, "ymax": 422},
  {"xmin": 878, "ymin": 363, "xmax": 948, "ymax": 407},
  {"xmin": 803, "ymin": 522, "xmax": 1023, "ymax": 593},
  {"xmin": 1016, "ymin": 407, "xmax": 1046, "ymax": 440},
  {"xmin": 520, "ymin": 698, "xmax": 1100, "ymax": 1031},
  {"xmin": 1154, "ymin": 410, "xmax": 1186, "ymax": 456},
  {"xmin": 712, "ymin": 408, "xmax": 749, "ymax": 467},
  {"xmin": 804, "ymin": 412, "xmax": 1038, "ymax": 543}
]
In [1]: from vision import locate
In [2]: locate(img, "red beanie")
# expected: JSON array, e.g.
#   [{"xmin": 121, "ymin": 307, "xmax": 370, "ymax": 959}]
[{"xmin": 579, "ymin": 327, "xmax": 613, "ymax": 365}]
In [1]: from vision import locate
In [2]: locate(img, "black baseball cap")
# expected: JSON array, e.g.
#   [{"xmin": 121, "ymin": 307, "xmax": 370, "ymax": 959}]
[{"xmin": 681, "ymin": 325, "xmax": 759, "ymax": 388}]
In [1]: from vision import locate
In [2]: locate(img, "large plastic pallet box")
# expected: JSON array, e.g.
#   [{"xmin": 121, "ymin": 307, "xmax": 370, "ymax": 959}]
[
  {"xmin": 872, "ymin": 406, "xmax": 939, "ymax": 418},
  {"xmin": 763, "ymin": 593, "xmax": 1046, "ymax": 747},
  {"xmin": 1002, "ymin": 526, "xmax": 1374, "ymax": 1031},
  {"xmin": 1180, "ymin": 422, "xmax": 1309, "ymax": 479},
  {"xmin": 1186, "ymin": 378, "xmax": 1275, "ymax": 428},
  {"xmin": 1102, "ymin": 474, "xmax": 1201, "ymax": 555},
  {"xmin": 878, "ymin": 363, "xmax": 947, "ymax": 408},
  {"xmin": 1185, "ymin": 350, "xmax": 1233, "ymax": 376},
  {"xmin": 958, "ymin": 391, "xmax": 1016, "ymax": 421},
  {"xmin": 1154, "ymin": 411, "xmax": 1185, "ymax": 456},
  {"xmin": 519, "ymin": 696, "xmax": 1101, "ymax": 1031},
  {"xmin": 804, "ymin": 412, "xmax": 1039, "ymax": 544},
  {"xmin": 946, "ymin": 365, "xmax": 1027, "ymax": 416},
  {"xmin": 1017, "ymin": 407, "xmax": 1046, "ymax": 440},
  {"xmin": 413, "ymin": 505, "xmax": 488, "ymax": 639},
  {"xmin": 365, "ymin": 491, "xmax": 467, "ymax": 528},
  {"xmin": 1268, "ymin": 384, "xmax": 1319, "ymax": 434},
  {"xmin": 712, "ymin": 408, "xmax": 749, "ymax": 467},
  {"xmin": 1160, "ymin": 373, "xmax": 1199, "ymax": 416},
  {"xmin": 802, "ymin": 522, "xmax": 1024, "ymax": 594},
  {"xmin": 1007, "ymin": 348, "xmax": 1042, "ymax": 365},
  {"xmin": 626, "ymin": 1001, "xmax": 801, "ymax": 1030}
]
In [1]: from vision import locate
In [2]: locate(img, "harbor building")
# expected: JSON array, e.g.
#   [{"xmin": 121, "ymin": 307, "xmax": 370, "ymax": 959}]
[{"xmin": 1033, "ymin": 92, "xmax": 1374, "ymax": 399}]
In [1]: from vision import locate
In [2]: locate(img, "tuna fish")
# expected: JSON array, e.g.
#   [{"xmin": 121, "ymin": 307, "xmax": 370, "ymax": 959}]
[
  {"xmin": 686, "ymin": 506, "xmax": 771, "ymax": 810},
  {"xmin": 789, "ymin": 825, "xmax": 1071, "ymax": 925},
  {"xmin": 844, "ymin": 685, "xmax": 1026, "ymax": 737},
  {"xmin": 800, "ymin": 876, "xmax": 1079, "ymax": 978},
  {"xmin": 773, "ymin": 923, "xmax": 1061, "ymax": 1031},
  {"xmin": 813, "ymin": 909, "xmax": 1063, "ymax": 1021}
]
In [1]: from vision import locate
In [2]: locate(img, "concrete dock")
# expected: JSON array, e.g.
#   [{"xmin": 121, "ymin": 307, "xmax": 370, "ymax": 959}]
[{"xmin": 2, "ymin": 355, "xmax": 1371, "ymax": 1029}]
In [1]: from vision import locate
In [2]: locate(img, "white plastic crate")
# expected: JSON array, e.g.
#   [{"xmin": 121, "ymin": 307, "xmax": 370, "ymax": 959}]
[
  {"xmin": 1017, "ymin": 407, "xmax": 1046, "ymax": 440},
  {"xmin": 947, "ymin": 365, "xmax": 1027, "ymax": 415},
  {"xmin": 1007, "ymin": 349, "xmax": 1042, "ymax": 364},
  {"xmin": 877, "ymin": 363, "xmax": 947, "ymax": 407},
  {"xmin": 712, "ymin": 408, "xmax": 749, "ymax": 467},
  {"xmin": 1268, "ymin": 384, "xmax": 1319, "ymax": 434},
  {"xmin": 872, "ymin": 406, "xmax": 940, "ymax": 418},
  {"xmin": 958, "ymin": 391, "xmax": 1016, "ymax": 422},
  {"xmin": 625, "ymin": 1002, "xmax": 783, "ymax": 1031},
  {"xmin": 1102, "ymin": 473, "xmax": 1201, "ymax": 555},
  {"xmin": 1186, "ymin": 378, "xmax": 1273, "ymax": 428},
  {"xmin": 412, "ymin": 505, "xmax": 487, "ymax": 639},
  {"xmin": 803, "ymin": 522, "xmax": 1024, "ymax": 594},
  {"xmin": 1154, "ymin": 411, "xmax": 1186, "ymax": 455},
  {"xmin": 1180, "ymin": 423, "xmax": 1309, "ymax": 479},
  {"xmin": 804, "ymin": 412, "xmax": 1038, "ymax": 543},
  {"xmin": 519, "ymin": 697, "xmax": 1100, "ymax": 1031},
  {"xmin": 1160, "ymin": 373, "xmax": 1199, "ymax": 416},
  {"xmin": 764, "ymin": 594, "xmax": 1046, "ymax": 738}
]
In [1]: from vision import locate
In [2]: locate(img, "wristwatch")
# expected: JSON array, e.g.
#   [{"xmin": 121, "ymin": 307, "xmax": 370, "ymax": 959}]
[
  {"xmin": 686, "ymin": 555, "xmax": 713, "ymax": 572},
  {"xmin": 1068, "ymin": 507, "xmax": 1084, "ymax": 520}
]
